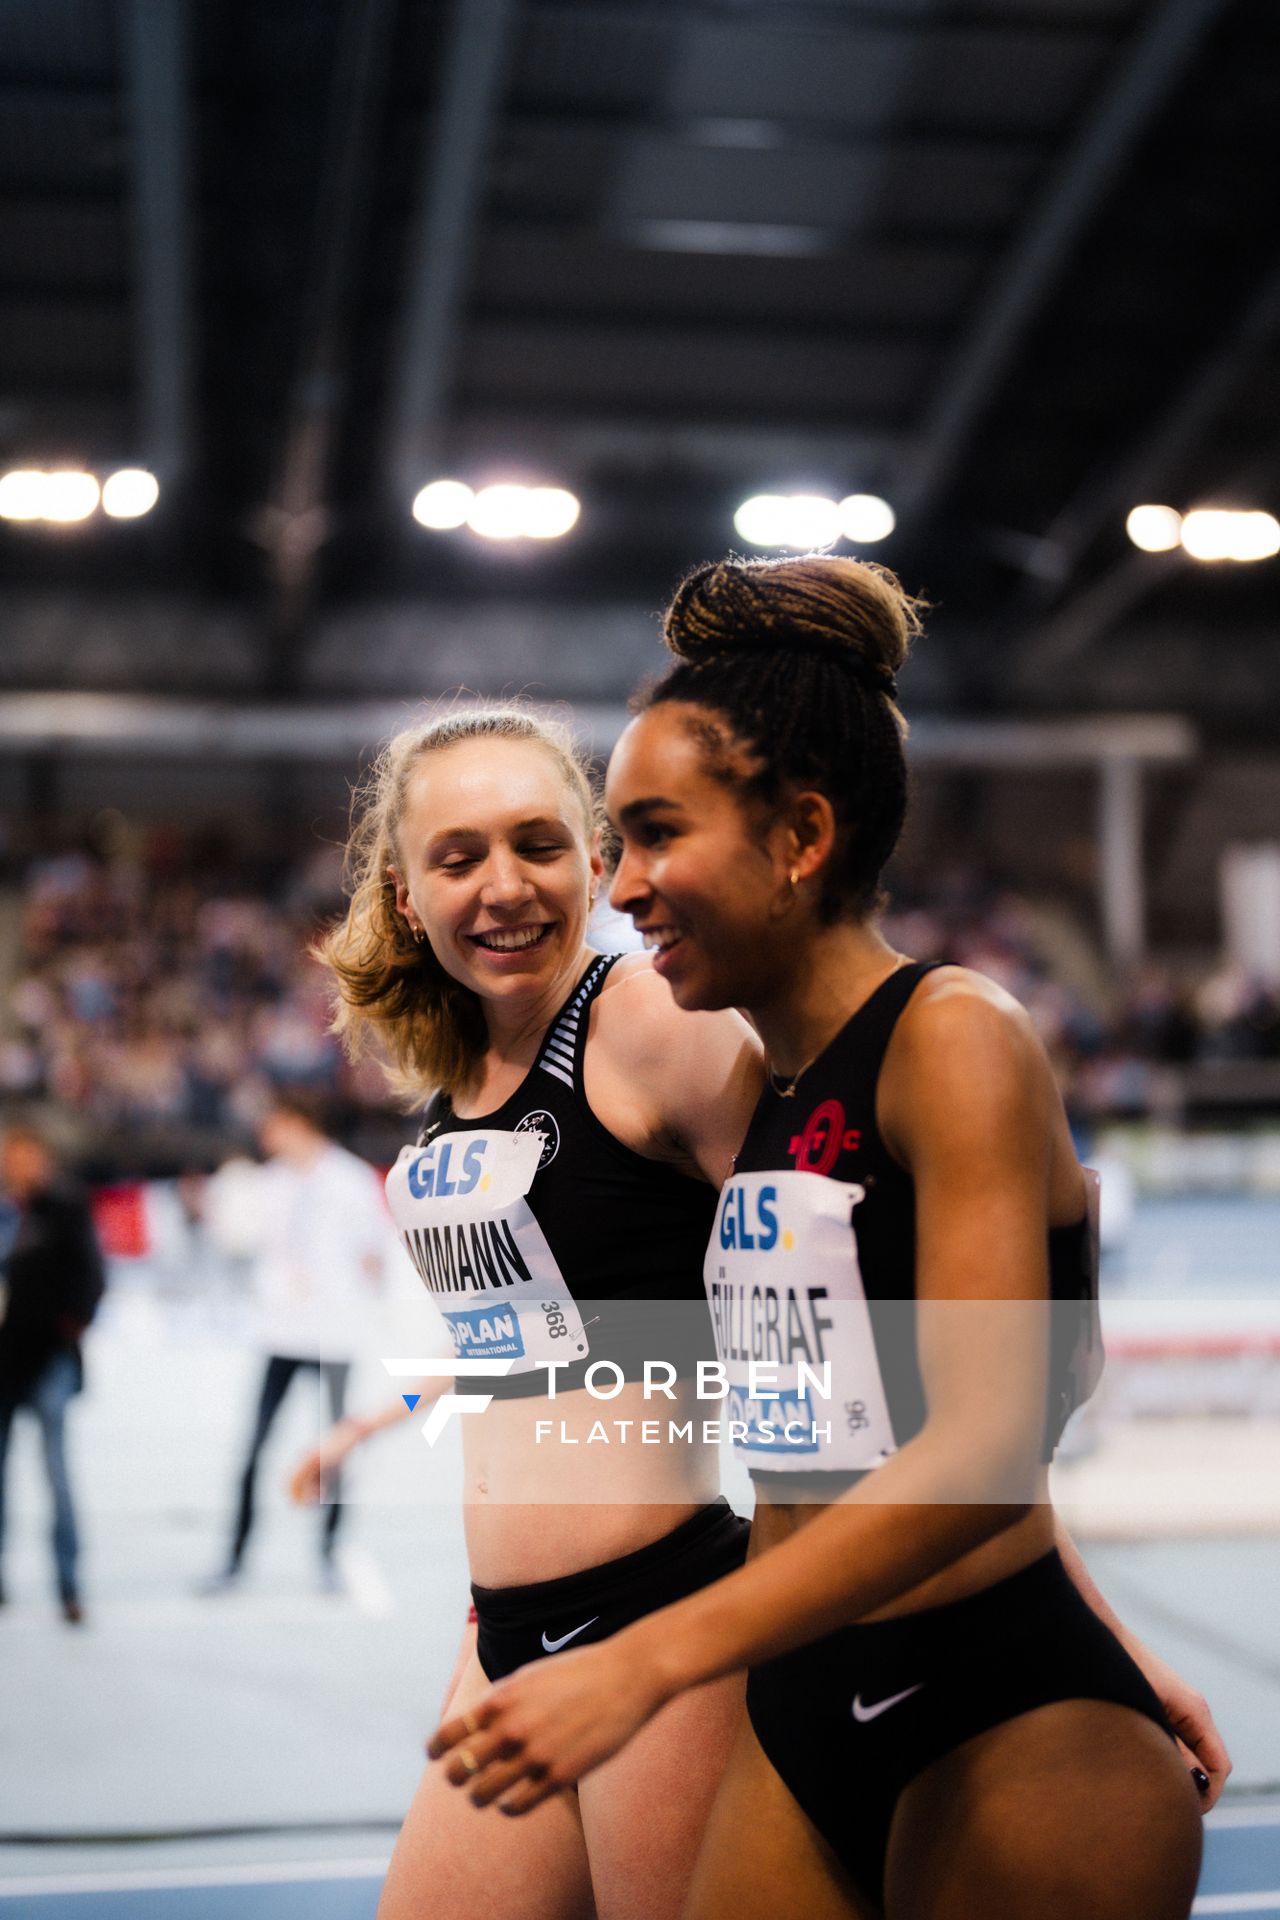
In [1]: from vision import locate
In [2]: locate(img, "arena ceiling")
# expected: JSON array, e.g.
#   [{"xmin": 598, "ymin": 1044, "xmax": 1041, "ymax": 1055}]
[{"xmin": 0, "ymin": 0, "xmax": 1277, "ymax": 729}]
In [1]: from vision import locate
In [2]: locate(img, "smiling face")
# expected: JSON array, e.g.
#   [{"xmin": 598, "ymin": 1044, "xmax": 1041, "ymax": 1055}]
[
  {"xmin": 606, "ymin": 703, "xmax": 793, "ymax": 1012},
  {"xmin": 392, "ymin": 735, "xmax": 602, "ymax": 1017}
]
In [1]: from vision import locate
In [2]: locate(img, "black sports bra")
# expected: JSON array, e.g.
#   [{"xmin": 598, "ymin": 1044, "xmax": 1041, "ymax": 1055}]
[
  {"xmin": 707, "ymin": 962, "xmax": 1101, "ymax": 1493},
  {"xmin": 385, "ymin": 954, "xmax": 721, "ymax": 1399}
]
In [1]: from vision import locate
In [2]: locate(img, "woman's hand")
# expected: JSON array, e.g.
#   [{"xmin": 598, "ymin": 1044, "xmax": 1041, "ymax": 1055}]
[
  {"xmin": 1050, "ymin": 1520, "xmax": 1232, "ymax": 1810},
  {"xmin": 1129, "ymin": 1640, "xmax": 1232, "ymax": 1809},
  {"xmin": 287, "ymin": 1420, "xmax": 363, "ymax": 1505},
  {"xmin": 427, "ymin": 1636, "xmax": 669, "ymax": 1814}
]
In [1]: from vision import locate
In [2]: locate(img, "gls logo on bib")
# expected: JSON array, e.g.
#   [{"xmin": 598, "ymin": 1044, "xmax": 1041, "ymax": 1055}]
[
  {"xmin": 386, "ymin": 1129, "xmax": 590, "ymax": 1374},
  {"xmin": 706, "ymin": 1170, "xmax": 896, "ymax": 1473},
  {"xmin": 406, "ymin": 1137, "xmax": 485, "ymax": 1200}
]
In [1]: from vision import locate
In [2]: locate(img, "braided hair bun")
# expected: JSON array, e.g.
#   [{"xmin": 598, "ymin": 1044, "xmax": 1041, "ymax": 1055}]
[
  {"xmin": 661, "ymin": 554, "xmax": 919, "ymax": 701},
  {"xmin": 643, "ymin": 553, "xmax": 926, "ymax": 921}
]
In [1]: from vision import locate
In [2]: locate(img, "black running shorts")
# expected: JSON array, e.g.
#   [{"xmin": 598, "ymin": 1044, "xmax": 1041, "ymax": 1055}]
[
  {"xmin": 471, "ymin": 1496, "xmax": 750, "ymax": 1682},
  {"xmin": 746, "ymin": 1549, "xmax": 1174, "ymax": 1907}
]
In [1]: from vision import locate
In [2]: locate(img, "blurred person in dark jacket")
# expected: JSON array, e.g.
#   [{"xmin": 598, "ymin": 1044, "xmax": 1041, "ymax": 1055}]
[{"xmin": 0, "ymin": 1122, "xmax": 105, "ymax": 1622}]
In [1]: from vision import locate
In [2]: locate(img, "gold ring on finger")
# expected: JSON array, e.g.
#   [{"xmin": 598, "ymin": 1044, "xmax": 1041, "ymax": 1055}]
[
  {"xmin": 462, "ymin": 1710, "xmax": 481, "ymax": 1735},
  {"xmin": 457, "ymin": 1746, "xmax": 482, "ymax": 1776}
]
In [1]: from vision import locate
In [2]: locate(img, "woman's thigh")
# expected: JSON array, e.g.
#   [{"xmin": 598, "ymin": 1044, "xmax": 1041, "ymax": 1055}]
[
  {"xmin": 579, "ymin": 1673, "xmax": 746, "ymax": 1920},
  {"xmin": 378, "ymin": 1646, "xmax": 595, "ymax": 1920},
  {"xmin": 886, "ymin": 1699, "xmax": 1203, "ymax": 1920},
  {"xmin": 680, "ymin": 1705, "xmax": 874, "ymax": 1920}
]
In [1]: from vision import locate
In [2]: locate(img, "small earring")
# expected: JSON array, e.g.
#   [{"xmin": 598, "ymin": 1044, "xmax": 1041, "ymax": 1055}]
[{"xmin": 789, "ymin": 869, "xmax": 800, "ymax": 890}]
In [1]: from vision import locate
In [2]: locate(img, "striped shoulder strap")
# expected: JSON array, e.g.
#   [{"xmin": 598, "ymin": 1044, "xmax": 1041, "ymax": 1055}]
[{"xmin": 536, "ymin": 953, "xmax": 618, "ymax": 1091}]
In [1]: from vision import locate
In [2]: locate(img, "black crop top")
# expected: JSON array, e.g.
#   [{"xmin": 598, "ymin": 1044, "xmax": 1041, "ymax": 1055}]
[
  {"xmin": 384, "ymin": 953, "xmax": 720, "ymax": 1399},
  {"xmin": 707, "ymin": 961, "xmax": 1101, "ymax": 1495}
]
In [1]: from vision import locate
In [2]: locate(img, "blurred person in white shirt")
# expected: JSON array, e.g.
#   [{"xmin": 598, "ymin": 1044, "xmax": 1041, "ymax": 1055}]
[{"xmin": 200, "ymin": 1089, "xmax": 393, "ymax": 1592}]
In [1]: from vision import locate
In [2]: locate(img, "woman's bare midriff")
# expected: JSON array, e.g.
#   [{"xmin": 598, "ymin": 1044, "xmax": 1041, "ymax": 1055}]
[
  {"xmin": 749, "ymin": 1469, "xmax": 1057, "ymax": 1622},
  {"xmin": 462, "ymin": 1376, "xmax": 722, "ymax": 1586}
]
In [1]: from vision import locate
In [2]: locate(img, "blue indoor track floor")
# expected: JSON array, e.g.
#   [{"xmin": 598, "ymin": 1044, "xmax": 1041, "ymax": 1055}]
[
  {"xmin": 0, "ymin": 1807, "xmax": 1278, "ymax": 1918},
  {"xmin": 1, "ymin": 1268, "xmax": 1276, "ymax": 1918}
]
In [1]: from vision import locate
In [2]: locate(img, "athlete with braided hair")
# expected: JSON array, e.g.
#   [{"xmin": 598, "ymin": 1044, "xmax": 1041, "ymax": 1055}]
[{"xmin": 429, "ymin": 559, "xmax": 1227, "ymax": 1920}]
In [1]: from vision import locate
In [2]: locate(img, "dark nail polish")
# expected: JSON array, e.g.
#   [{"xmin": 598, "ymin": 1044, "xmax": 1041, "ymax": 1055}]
[{"xmin": 1192, "ymin": 1768, "xmax": 1210, "ymax": 1795}]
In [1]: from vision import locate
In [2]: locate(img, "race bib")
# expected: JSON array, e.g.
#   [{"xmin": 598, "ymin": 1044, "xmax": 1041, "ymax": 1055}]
[
  {"xmin": 385, "ymin": 1129, "xmax": 589, "ymax": 1373},
  {"xmin": 706, "ymin": 1171, "xmax": 896, "ymax": 1473}
]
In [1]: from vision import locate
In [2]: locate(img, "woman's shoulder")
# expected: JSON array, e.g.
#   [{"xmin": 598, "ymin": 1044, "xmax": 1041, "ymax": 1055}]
[
  {"xmin": 595, "ymin": 951, "xmax": 757, "ymax": 1063},
  {"xmin": 878, "ymin": 963, "xmax": 1082, "ymax": 1222},
  {"xmin": 906, "ymin": 961, "xmax": 1038, "ymax": 1037},
  {"xmin": 586, "ymin": 952, "xmax": 762, "ymax": 1174},
  {"xmin": 886, "ymin": 962, "xmax": 1046, "ymax": 1097},
  {"xmin": 599, "ymin": 948, "xmax": 658, "ymax": 992}
]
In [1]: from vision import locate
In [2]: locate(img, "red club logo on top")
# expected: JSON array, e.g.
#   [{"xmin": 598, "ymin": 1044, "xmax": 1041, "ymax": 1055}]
[{"xmin": 789, "ymin": 1099, "xmax": 861, "ymax": 1175}]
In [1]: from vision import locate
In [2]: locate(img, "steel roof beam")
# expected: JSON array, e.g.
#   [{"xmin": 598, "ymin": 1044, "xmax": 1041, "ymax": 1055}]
[
  {"xmin": 262, "ymin": 0, "xmax": 399, "ymax": 688},
  {"xmin": 122, "ymin": 0, "xmax": 194, "ymax": 484},
  {"xmin": 1015, "ymin": 264, "xmax": 1280, "ymax": 685},
  {"xmin": 527, "ymin": 2, "xmax": 1110, "ymax": 36},
  {"xmin": 894, "ymin": 0, "xmax": 1231, "ymax": 530},
  {"xmin": 497, "ymin": 107, "xmax": 1042, "ymax": 159},
  {"xmin": 386, "ymin": 0, "xmax": 520, "ymax": 502},
  {"xmin": 0, "ymin": 693, "xmax": 1194, "ymax": 769},
  {"xmin": 1027, "ymin": 262, "xmax": 1280, "ymax": 605}
]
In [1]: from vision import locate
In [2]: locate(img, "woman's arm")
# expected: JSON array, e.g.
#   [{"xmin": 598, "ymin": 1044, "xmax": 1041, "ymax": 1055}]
[
  {"xmin": 640, "ymin": 984, "xmax": 1056, "ymax": 1671},
  {"xmin": 1053, "ymin": 1516, "xmax": 1231, "ymax": 1805},
  {"xmin": 591, "ymin": 957, "xmax": 765, "ymax": 1183},
  {"xmin": 429, "ymin": 988, "xmax": 1060, "ymax": 1807},
  {"xmin": 288, "ymin": 1371, "xmax": 451, "ymax": 1504}
]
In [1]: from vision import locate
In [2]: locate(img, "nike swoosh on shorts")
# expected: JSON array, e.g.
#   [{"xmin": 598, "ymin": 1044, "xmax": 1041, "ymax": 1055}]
[
  {"xmin": 851, "ymin": 1683, "xmax": 925, "ymax": 1723},
  {"xmin": 541, "ymin": 1617, "xmax": 600, "ymax": 1653}
]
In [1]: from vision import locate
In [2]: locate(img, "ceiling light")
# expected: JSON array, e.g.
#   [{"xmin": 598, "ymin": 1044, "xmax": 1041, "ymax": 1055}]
[
  {"xmin": 1228, "ymin": 511, "xmax": 1280, "ymax": 561},
  {"xmin": 101, "ymin": 469, "xmax": 159, "ymax": 518},
  {"xmin": 0, "ymin": 470, "xmax": 48, "ymax": 521},
  {"xmin": 413, "ymin": 479, "xmax": 582, "ymax": 541},
  {"xmin": 38, "ymin": 471, "xmax": 100, "ymax": 523},
  {"xmin": 1180, "ymin": 508, "xmax": 1280, "ymax": 564},
  {"xmin": 521, "ymin": 487, "xmax": 580, "ymax": 539},
  {"xmin": 412, "ymin": 479, "xmax": 474, "ymax": 530},
  {"xmin": 1126, "ymin": 505, "xmax": 1182, "ymax": 553},
  {"xmin": 839, "ymin": 493, "xmax": 895, "ymax": 544},
  {"xmin": 468, "ymin": 484, "xmax": 531, "ymax": 541},
  {"xmin": 734, "ymin": 493, "xmax": 841, "ymax": 550}
]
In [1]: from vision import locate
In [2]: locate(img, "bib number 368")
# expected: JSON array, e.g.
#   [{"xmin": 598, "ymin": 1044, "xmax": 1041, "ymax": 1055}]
[{"xmin": 541, "ymin": 1300, "xmax": 571, "ymax": 1340}]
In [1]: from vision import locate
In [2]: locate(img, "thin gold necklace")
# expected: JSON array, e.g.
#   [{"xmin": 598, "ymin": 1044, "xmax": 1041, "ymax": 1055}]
[
  {"xmin": 767, "ymin": 955, "xmax": 908, "ymax": 1100},
  {"xmin": 768, "ymin": 1057, "xmax": 813, "ymax": 1100}
]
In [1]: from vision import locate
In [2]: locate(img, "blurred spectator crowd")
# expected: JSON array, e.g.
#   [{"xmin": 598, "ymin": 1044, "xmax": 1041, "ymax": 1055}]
[
  {"xmin": 883, "ymin": 878, "xmax": 1280, "ymax": 1119},
  {"xmin": 0, "ymin": 833, "xmax": 396, "ymax": 1174},
  {"xmin": 2, "ymin": 835, "xmax": 1279, "ymax": 1176}
]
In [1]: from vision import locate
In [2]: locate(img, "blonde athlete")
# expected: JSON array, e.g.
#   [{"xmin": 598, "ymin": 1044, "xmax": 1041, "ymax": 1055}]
[{"xmin": 316, "ymin": 707, "xmax": 759, "ymax": 1920}]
